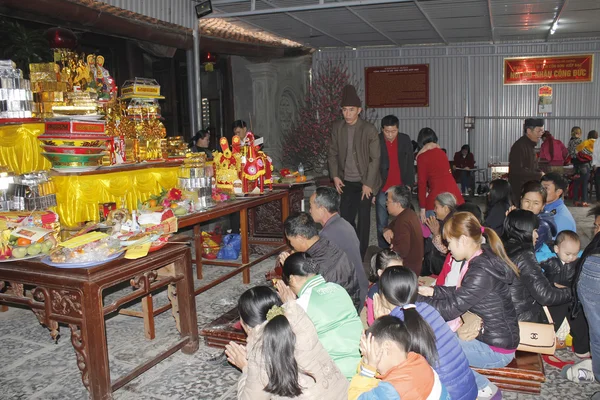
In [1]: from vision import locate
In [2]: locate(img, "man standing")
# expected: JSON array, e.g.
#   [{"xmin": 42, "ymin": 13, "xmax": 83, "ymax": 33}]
[
  {"xmin": 376, "ymin": 115, "xmax": 415, "ymax": 248},
  {"xmin": 508, "ymin": 118, "xmax": 545, "ymax": 205},
  {"xmin": 382, "ymin": 185, "xmax": 424, "ymax": 276},
  {"xmin": 309, "ymin": 186, "xmax": 369, "ymax": 306},
  {"xmin": 541, "ymin": 172, "xmax": 576, "ymax": 236},
  {"xmin": 280, "ymin": 213, "xmax": 362, "ymax": 311},
  {"xmin": 328, "ymin": 84, "xmax": 381, "ymax": 257}
]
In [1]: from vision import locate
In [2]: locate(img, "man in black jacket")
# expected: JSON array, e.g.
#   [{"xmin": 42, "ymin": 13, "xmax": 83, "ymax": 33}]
[
  {"xmin": 376, "ymin": 115, "xmax": 415, "ymax": 248},
  {"xmin": 279, "ymin": 212, "xmax": 363, "ymax": 311}
]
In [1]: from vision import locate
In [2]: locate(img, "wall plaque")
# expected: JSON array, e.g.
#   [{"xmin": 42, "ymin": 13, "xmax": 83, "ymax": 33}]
[
  {"xmin": 504, "ymin": 55, "xmax": 593, "ymax": 85},
  {"xmin": 365, "ymin": 64, "xmax": 429, "ymax": 108}
]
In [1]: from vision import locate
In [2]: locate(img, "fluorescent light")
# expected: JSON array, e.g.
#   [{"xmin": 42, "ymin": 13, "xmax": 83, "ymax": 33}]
[{"xmin": 551, "ymin": 21, "xmax": 558, "ymax": 34}]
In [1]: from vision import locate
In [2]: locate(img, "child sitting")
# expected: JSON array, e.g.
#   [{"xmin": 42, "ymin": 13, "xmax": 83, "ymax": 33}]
[
  {"xmin": 364, "ymin": 249, "xmax": 403, "ymax": 326},
  {"xmin": 348, "ymin": 316, "xmax": 449, "ymax": 400},
  {"xmin": 542, "ymin": 230, "xmax": 580, "ymax": 287},
  {"xmin": 541, "ymin": 231, "xmax": 591, "ymax": 360}
]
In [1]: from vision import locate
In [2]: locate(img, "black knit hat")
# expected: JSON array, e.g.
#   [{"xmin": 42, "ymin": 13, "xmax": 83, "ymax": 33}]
[
  {"xmin": 524, "ymin": 118, "xmax": 544, "ymax": 128},
  {"xmin": 340, "ymin": 84, "xmax": 361, "ymax": 107}
]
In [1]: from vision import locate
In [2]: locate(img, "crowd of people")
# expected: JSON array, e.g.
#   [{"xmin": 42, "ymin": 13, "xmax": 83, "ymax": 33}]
[{"xmin": 219, "ymin": 85, "xmax": 600, "ymax": 399}]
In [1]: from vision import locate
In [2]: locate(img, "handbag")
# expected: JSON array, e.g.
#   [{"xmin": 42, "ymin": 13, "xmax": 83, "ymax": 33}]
[
  {"xmin": 517, "ymin": 306, "xmax": 556, "ymax": 355},
  {"xmin": 457, "ymin": 311, "xmax": 482, "ymax": 341}
]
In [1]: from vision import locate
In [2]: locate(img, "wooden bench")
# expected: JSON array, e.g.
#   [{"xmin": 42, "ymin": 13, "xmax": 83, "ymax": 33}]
[
  {"xmin": 473, "ymin": 351, "xmax": 546, "ymax": 395},
  {"xmin": 201, "ymin": 307, "xmax": 246, "ymax": 349}
]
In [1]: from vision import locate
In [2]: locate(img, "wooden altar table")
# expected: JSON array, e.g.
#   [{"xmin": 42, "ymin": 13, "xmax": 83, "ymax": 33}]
[{"xmin": 0, "ymin": 244, "xmax": 199, "ymax": 400}]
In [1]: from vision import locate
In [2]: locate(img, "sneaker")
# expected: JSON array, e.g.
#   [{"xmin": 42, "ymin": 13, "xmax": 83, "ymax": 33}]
[
  {"xmin": 477, "ymin": 382, "xmax": 501, "ymax": 399},
  {"xmin": 206, "ymin": 351, "xmax": 229, "ymax": 367},
  {"xmin": 561, "ymin": 359, "xmax": 595, "ymax": 383}
]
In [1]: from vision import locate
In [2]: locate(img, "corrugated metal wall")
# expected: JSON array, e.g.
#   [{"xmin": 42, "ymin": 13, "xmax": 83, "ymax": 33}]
[
  {"xmin": 98, "ymin": 0, "xmax": 197, "ymax": 29},
  {"xmin": 315, "ymin": 41, "xmax": 600, "ymax": 170}
]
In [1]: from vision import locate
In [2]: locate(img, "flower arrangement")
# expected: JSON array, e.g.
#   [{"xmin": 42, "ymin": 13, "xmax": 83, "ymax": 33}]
[{"xmin": 142, "ymin": 187, "xmax": 182, "ymax": 209}]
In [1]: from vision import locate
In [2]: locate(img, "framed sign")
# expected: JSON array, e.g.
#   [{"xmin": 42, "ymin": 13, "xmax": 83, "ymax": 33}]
[
  {"xmin": 365, "ymin": 64, "xmax": 429, "ymax": 107},
  {"xmin": 504, "ymin": 55, "xmax": 593, "ymax": 85}
]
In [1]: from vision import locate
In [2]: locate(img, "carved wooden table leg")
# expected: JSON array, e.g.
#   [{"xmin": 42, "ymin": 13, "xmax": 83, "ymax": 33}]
[
  {"xmin": 193, "ymin": 224, "xmax": 203, "ymax": 280},
  {"xmin": 141, "ymin": 294, "xmax": 155, "ymax": 340},
  {"xmin": 167, "ymin": 284, "xmax": 181, "ymax": 333},
  {"xmin": 0, "ymin": 281, "xmax": 7, "ymax": 311},
  {"xmin": 78, "ymin": 282, "xmax": 112, "ymax": 400},
  {"xmin": 240, "ymin": 208, "xmax": 250, "ymax": 284},
  {"xmin": 173, "ymin": 251, "xmax": 199, "ymax": 354}
]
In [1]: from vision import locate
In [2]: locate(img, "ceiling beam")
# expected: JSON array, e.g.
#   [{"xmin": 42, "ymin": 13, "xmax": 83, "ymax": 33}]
[
  {"xmin": 209, "ymin": 0, "xmax": 414, "ymax": 18},
  {"xmin": 412, "ymin": 0, "xmax": 448, "ymax": 45},
  {"xmin": 337, "ymin": 0, "xmax": 400, "ymax": 46},
  {"xmin": 546, "ymin": 0, "xmax": 569, "ymax": 41},
  {"xmin": 487, "ymin": 0, "xmax": 495, "ymax": 44},
  {"xmin": 258, "ymin": 0, "xmax": 353, "ymax": 47}
]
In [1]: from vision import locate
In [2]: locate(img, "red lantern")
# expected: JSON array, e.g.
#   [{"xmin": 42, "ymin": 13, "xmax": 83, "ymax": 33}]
[
  {"xmin": 201, "ymin": 52, "xmax": 218, "ymax": 72},
  {"xmin": 45, "ymin": 27, "xmax": 78, "ymax": 49}
]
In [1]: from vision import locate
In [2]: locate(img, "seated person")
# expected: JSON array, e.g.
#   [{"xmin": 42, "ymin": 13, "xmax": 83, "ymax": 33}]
[
  {"xmin": 541, "ymin": 172, "xmax": 576, "ymax": 237},
  {"xmin": 309, "ymin": 186, "xmax": 368, "ymax": 306},
  {"xmin": 503, "ymin": 210, "xmax": 571, "ymax": 322},
  {"xmin": 519, "ymin": 181, "xmax": 557, "ymax": 262},
  {"xmin": 453, "ymin": 144, "xmax": 476, "ymax": 195},
  {"xmin": 484, "ymin": 179, "xmax": 513, "ymax": 237},
  {"xmin": 225, "ymin": 286, "xmax": 348, "ymax": 399},
  {"xmin": 276, "ymin": 252, "xmax": 362, "ymax": 380},
  {"xmin": 348, "ymin": 316, "xmax": 448, "ymax": 400},
  {"xmin": 382, "ymin": 185, "xmax": 424, "ymax": 276},
  {"xmin": 280, "ymin": 213, "xmax": 362, "ymax": 311},
  {"xmin": 189, "ymin": 129, "xmax": 213, "ymax": 160},
  {"xmin": 374, "ymin": 267, "xmax": 477, "ymax": 400},
  {"xmin": 365, "ymin": 249, "xmax": 403, "ymax": 326},
  {"xmin": 424, "ymin": 192, "xmax": 458, "ymax": 276},
  {"xmin": 542, "ymin": 231, "xmax": 590, "ymax": 359}
]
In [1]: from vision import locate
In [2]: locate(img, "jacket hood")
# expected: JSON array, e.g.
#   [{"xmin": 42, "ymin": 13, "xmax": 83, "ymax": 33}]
[{"xmin": 475, "ymin": 247, "xmax": 517, "ymax": 284}]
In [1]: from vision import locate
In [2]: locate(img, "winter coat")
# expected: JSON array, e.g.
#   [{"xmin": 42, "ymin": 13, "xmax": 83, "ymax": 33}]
[
  {"xmin": 508, "ymin": 135, "xmax": 543, "ymax": 205},
  {"xmin": 539, "ymin": 136, "xmax": 568, "ymax": 166},
  {"xmin": 505, "ymin": 241, "xmax": 572, "ymax": 323},
  {"xmin": 416, "ymin": 145, "xmax": 465, "ymax": 211},
  {"xmin": 422, "ymin": 247, "xmax": 520, "ymax": 350},
  {"xmin": 328, "ymin": 118, "xmax": 382, "ymax": 193},
  {"xmin": 542, "ymin": 256, "xmax": 578, "ymax": 287},
  {"xmin": 238, "ymin": 301, "xmax": 348, "ymax": 400},
  {"xmin": 348, "ymin": 353, "xmax": 449, "ymax": 400},
  {"xmin": 484, "ymin": 201, "xmax": 510, "ymax": 237},
  {"xmin": 390, "ymin": 303, "xmax": 478, "ymax": 400},
  {"xmin": 296, "ymin": 275, "xmax": 363, "ymax": 380},
  {"xmin": 379, "ymin": 132, "xmax": 415, "ymax": 188},
  {"xmin": 306, "ymin": 237, "xmax": 362, "ymax": 310},
  {"xmin": 452, "ymin": 152, "xmax": 476, "ymax": 181},
  {"xmin": 320, "ymin": 213, "xmax": 369, "ymax": 308}
]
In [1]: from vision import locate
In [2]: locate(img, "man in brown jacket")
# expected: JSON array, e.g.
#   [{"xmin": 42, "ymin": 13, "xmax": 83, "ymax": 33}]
[
  {"xmin": 328, "ymin": 84, "xmax": 381, "ymax": 257},
  {"xmin": 382, "ymin": 185, "xmax": 424, "ymax": 276},
  {"xmin": 508, "ymin": 118, "xmax": 545, "ymax": 205}
]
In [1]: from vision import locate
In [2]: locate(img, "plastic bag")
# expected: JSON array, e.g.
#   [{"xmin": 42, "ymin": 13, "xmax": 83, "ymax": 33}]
[{"xmin": 217, "ymin": 233, "xmax": 241, "ymax": 260}]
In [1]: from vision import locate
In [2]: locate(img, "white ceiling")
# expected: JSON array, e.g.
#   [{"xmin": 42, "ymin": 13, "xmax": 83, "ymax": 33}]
[{"xmin": 207, "ymin": 0, "xmax": 600, "ymax": 48}]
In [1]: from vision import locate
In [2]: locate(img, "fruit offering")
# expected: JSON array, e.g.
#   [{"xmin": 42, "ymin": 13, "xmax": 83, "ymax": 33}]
[{"xmin": 0, "ymin": 227, "xmax": 56, "ymax": 261}]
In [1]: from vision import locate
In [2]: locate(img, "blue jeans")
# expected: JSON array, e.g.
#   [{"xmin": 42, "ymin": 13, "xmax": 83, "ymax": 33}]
[
  {"xmin": 578, "ymin": 255, "xmax": 600, "ymax": 381},
  {"xmin": 574, "ymin": 169, "xmax": 590, "ymax": 203},
  {"xmin": 460, "ymin": 170, "xmax": 470, "ymax": 193},
  {"xmin": 459, "ymin": 338, "xmax": 515, "ymax": 389},
  {"xmin": 375, "ymin": 191, "xmax": 389, "ymax": 248}
]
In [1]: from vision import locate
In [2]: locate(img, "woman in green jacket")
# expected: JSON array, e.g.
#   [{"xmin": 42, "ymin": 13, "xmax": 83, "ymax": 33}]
[{"xmin": 278, "ymin": 252, "xmax": 363, "ymax": 380}]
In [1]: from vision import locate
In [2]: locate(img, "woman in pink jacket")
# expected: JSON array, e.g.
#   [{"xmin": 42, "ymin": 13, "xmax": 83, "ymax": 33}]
[{"xmin": 540, "ymin": 131, "xmax": 568, "ymax": 166}]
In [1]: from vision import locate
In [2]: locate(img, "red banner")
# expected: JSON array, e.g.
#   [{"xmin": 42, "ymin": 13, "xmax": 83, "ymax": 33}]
[
  {"xmin": 504, "ymin": 55, "xmax": 593, "ymax": 85},
  {"xmin": 365, "ymin": 64, "xmax": 429, "ymax": 107}
]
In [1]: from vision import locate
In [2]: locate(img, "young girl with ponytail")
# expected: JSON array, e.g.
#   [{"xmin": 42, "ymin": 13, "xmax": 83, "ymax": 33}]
[
  {"xmin": 374, "ymin": 266, "xmax": 477, "ymax": 400},
  {"xmin": 348, "ymin": 316, "xmax": 449, "ymax": 400},
  {"xmin": 225, "ymin": 286, "xmax": 348, "ymax": 399},
  {"xmin": 419, "ymin": 211, "xmax": 520, "ymax": 400}
]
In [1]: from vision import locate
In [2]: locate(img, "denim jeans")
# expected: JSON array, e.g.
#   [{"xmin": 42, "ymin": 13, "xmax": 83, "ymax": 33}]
[
  {"xmin": 458, "ymin": 338, "xmax": 515, "ymax": 389},
  {"xmin": 375, "ymin": 191, "xmax": 390, "ymax": 248},
  {"xmin": 595, "ymin": 168, "xmax": 600, "ymax": 203},
  {"xmin": 460, "ymin": 170, "xmax": 470, "ymax": 193},
  {"xmin": 577, "ymin": 255, "xmax": 600, "ymax": 381}
]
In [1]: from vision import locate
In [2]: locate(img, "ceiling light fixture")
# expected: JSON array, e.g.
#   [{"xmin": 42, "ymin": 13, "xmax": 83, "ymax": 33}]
[{"xmin": 550, "ymin": 21, "xmax": 558, "ymax": 35}]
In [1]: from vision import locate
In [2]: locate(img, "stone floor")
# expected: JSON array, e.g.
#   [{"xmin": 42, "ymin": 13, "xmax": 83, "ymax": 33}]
[{"xmin": 1, "ymin": 198, "xmax": 599, "ymax": 399}]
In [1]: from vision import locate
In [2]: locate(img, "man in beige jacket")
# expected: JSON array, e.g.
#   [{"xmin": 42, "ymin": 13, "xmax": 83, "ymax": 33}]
[{"xmin": 328, "ymin": 84, "xmax": 381, "ymax": 257}]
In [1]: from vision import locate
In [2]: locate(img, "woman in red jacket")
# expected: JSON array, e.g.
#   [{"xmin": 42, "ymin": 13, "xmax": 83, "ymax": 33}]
[{"xmin": 417, "ymin": 128, "xmax": 464, "ymax": 221}]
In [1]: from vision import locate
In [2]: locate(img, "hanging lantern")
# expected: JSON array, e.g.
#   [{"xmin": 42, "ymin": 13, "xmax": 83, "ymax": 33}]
[
  {"xmin": 201, "ymin": 52, "xmax": 218, "ymax": 72},
  {"xmin": 45, "ymin": 27, "xmax": 78, "ymax": 49}
]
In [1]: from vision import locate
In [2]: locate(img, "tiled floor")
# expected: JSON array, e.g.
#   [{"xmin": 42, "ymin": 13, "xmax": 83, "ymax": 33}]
[{"xmin": 1, "ymin": 199, "xmax": 600, "ymax": 399}]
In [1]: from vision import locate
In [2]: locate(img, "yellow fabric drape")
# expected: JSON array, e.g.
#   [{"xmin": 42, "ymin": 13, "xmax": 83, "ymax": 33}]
[
  {"xmin": 53, "ymin": 166, "xmax": 180, "ymax": 227},
  {"xmin": 0, "ymin": 123, "xmax": 51, "ymax": 174}
]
